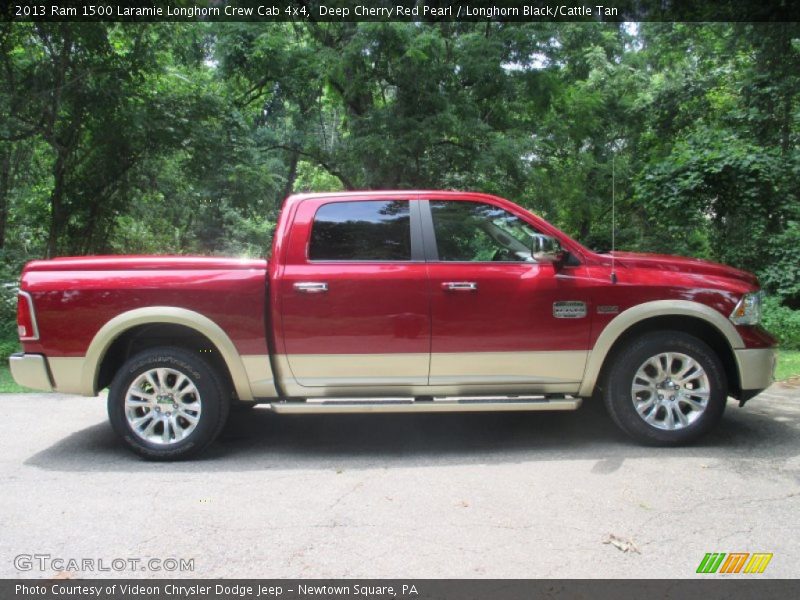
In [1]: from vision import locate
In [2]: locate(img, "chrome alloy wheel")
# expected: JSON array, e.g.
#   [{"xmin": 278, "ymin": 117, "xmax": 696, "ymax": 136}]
[
  {"xmin": 124, "ymin": 368, "xmax": 202, "ymax": 445},
  {"xmin": 630, "ymin": 352, "xmax": 710, "ymax": 431}
]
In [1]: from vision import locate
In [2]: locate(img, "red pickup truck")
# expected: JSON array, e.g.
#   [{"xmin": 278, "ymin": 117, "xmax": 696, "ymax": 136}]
[{"xmin": 10, "ymin": 191, "xmax": 776, "ymax": 459}]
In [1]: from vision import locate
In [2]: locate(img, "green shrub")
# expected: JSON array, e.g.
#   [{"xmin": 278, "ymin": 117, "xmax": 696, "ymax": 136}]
[
  {"xmin": 0, "ymin": 278, "xmax": 19, "ymax": 361},
  {"xmin": 0, "ymin": 265, "xmax": 20, "ymax": 362},
  {"xmin": 760, "ymin": 220, "xmax": 800, "ymax": 308},
  {"xmin": 0, "ymin": 339, "xmax": 19, "ymax": 362},
  {"xmin": 762, "ymin": 296, "xmax": 800, "ymax": 350}
]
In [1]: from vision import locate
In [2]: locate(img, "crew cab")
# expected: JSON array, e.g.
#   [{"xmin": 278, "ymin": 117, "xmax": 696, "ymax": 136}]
[{"xmin": 10, "ymin": 191, "xmax": 777, "ymax": 459}]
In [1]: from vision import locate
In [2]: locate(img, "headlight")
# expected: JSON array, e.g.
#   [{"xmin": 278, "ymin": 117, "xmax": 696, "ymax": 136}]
[{"xmin": 729, "ymin": 291, "xmax": 763, "ymax": 325}]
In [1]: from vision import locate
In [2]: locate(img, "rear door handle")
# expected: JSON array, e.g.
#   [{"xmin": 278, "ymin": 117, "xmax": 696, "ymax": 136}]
[
  {"xmin": 294, "ymin": 282, "xmax": 328, "ymax": 293},
  {"xmin": 442, "ymin": 281, "xmax": 478, "ymax": 291}
]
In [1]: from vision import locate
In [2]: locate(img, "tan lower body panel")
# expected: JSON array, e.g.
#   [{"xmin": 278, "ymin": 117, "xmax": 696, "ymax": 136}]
[
  {"xmin": 274, "ymin": 351, "xmax": 587, "ymax": 398},
  {"xmin": 48, "ymin": 357, "xmax": 88, "ymax": 395},
  {"xmin": 283, "ymin": 353, "xmax": 429, "ymax": 387},
  {"xmin": 44, "ymin": 351, "xmax": 587, "ymax": 400},
  {"xmin": 240, "ymin": 355, "xmax": 278, "ymax": 398},
  {"xmin": 45, "ymin": 354, "xmax": 277, "ymax": 399},
  {"xmin": 429, "ymin": 351, "xmax": 588, "ymax": 385}
]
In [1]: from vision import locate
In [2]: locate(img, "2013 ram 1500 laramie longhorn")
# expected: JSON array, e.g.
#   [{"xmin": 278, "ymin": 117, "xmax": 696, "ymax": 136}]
[{"xmin": 10, "ymin": 191, "xmax": 777, "ymax": 459}]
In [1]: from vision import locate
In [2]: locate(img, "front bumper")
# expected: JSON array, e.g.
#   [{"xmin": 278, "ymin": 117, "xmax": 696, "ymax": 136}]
[
  {"xmin": 9, "ymin": 353, "xmax": 53, "ymax": 392},
  {"xmin": 735, "ymin": 347, "xmax": 777, "ymax": 401}
]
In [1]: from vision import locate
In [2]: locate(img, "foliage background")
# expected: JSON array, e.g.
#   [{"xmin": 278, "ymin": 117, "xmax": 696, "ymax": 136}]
[{"xmin": 1, "ymin": 21, "xmax": 799, "ymax": 360}]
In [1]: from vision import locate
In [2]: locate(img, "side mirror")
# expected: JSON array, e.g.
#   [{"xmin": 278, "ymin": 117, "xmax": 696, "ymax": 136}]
[{"xmin": 531, "ymin": 234, "xmax": 564, "ymax": 263}]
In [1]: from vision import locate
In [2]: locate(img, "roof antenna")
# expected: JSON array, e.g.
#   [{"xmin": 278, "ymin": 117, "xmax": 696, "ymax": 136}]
[{"xmin": 610, "ymin": 148, "xmax": 618, "ymax": 284}]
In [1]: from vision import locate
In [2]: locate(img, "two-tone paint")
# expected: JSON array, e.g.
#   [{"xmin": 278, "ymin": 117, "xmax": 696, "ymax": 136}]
[{"xmin": 11, "ymin": 191, "xmax": 776, "ymax": 404}]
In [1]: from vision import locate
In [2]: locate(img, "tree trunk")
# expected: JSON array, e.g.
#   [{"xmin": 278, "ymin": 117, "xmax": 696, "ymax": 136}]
[
  {"xmin": 0, "ymin": 147, "xmax": 10, "ymax": 249},
  {"xmin": 46, "ymin": 150, "xmax": 67, "ymax": 258},
  {"xmin": 280, "ymin": 148, "xmax": 299, "ymax": 209}
]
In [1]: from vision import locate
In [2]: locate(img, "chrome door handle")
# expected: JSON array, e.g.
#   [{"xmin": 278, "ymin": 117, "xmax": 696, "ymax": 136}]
[
  {"xmin": 294, "ymin": 282, "xmax": 328, "ymax": 293},
  {"xmin": 442, "ymin": 281, "xmax": 478, "ymax": 291}
]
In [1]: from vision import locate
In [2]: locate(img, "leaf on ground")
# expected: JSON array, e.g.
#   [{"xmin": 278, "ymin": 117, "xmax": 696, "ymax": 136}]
[
  {"xmin": 602, "ymin": 533, "xmax": 641, "ymax": 554},
  {"xmin": 50, "ymin": 571, "xmax": 74, "ymax": 579}
]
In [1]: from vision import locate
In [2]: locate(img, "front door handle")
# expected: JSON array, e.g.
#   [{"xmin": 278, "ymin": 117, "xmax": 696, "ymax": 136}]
[
  {"xmin": 442, "ymin": 281, "xmax": 478, "ymax": 291},
  {"xmin": 294, "ymin": 282, "xmax": 328, "ymax": 294}
]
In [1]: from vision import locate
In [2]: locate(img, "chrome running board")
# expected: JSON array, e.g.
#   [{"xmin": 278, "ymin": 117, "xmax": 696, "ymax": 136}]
[{"xmin": 269, "ymin": 396, "xmax": 581, "ymax": 414}]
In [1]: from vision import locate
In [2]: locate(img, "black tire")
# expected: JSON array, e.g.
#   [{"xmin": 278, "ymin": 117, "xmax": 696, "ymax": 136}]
[
  {"xmin": 108, "ymin": 346, "xmax": 230, "ymax": 460},
  {"xmin": 602, "ymin": 331, "xmax": 727, "ymax": 446}
]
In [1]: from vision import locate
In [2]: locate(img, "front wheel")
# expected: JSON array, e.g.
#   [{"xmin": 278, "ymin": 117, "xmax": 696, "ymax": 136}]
[
  {"xmin": 108, "ymin": 347, "xmax": 230, "ymax": 460},
  {"xmin": 603, "ymin": 331, "xmax": 727, "ymax": 445}
]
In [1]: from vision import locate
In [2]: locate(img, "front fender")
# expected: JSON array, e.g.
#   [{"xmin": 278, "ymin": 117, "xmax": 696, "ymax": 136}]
[{"xmin": 578, "ymin": 300, "xmax": 743, "ymax": 397}]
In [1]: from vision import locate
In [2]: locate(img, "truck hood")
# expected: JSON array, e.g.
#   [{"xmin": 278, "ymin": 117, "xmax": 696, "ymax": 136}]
[
  {"xmin": 608, "ymin": 251, "xmax": 759, "ymax": 287},
  {"xmin": 23, "ymin": 255, "xmax": 268, "ymax": 272}
]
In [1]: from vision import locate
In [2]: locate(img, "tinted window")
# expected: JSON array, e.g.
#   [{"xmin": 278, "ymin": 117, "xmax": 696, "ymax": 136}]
[
  {"xmin": 309, "ymin": 200, "xmax": 411, "ymax": 261},
  {"xmin": 431, "ymin": 201, "xmax": 538, "ymax": 262}
]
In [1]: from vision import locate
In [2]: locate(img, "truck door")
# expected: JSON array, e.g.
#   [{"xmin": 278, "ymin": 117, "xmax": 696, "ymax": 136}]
[
  {"xmin": 422, "ymin": 198, "xmax": 592, "ymax": 391},
  {"xmin": 278, "ymin": 197, "xmax": 430, "ymax": 388}
]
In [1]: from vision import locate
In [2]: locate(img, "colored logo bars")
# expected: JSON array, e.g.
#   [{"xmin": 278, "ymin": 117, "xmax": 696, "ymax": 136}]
[{"xmin": 697, "ymin": 552, "xmax": 773, "ymax": 574}]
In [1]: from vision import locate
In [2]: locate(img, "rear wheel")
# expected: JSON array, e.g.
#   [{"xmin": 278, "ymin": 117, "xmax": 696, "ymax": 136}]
[
  {"xmin": 108, "ymin": 347, "xmax": 230, "ymax": 460},
  {"xmin": 603, "ymin": 331, "xmax": 727, "ymax": 445}
]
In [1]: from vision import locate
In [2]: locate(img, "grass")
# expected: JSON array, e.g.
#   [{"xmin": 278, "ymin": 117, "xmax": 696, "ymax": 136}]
[
  {"xmin": 0, "ymin": 351, "xmax": 798, "ymax": 394},
  {"xmin": 0, "ymin": 363, "xmax": 29, "ymax": 393},
  {"xmin": 775, "ymin": 349, "xmax": 800, "ymax": 381}
]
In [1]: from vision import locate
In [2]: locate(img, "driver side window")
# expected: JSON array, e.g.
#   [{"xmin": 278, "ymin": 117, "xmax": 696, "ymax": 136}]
[{"xmin": 430, "ymin": 200, "xmax": 539, "ymax": 262}]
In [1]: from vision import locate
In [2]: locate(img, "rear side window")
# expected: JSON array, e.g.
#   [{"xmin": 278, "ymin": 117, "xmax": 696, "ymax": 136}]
[{"xmin": 309, "ymin": 200, "xmax": 411, "ymax": 261}]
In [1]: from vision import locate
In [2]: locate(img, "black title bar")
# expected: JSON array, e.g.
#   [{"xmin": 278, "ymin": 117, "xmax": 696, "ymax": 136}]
[
  {"xmin": 4, "ymin": 579, "xmax": 800, "ymax": 600},
  {"xmin": 2, "ymin": 0, "xmax": 799, "ymax": 22}
]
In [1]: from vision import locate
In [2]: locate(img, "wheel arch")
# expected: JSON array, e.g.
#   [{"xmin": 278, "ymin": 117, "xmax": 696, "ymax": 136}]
[
  {"xmin": 83, "ymin": 307, "xmax": 256, "ymax": 401},
  {"xmin": 579, "ymin": 300, "xmax": 743, "ymax": 398}
]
